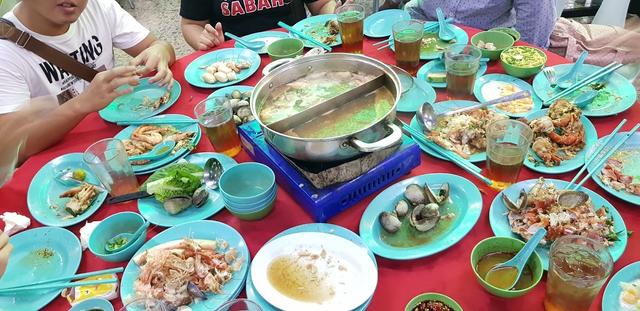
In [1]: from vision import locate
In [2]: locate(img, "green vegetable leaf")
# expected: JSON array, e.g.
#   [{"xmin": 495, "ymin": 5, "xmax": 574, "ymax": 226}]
[{"xmin": 141, "ymin": 162, "xmax": 204, "ymax": 203}]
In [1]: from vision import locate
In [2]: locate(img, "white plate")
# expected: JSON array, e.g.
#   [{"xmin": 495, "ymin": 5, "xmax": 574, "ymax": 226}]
[{"xmin": 251, "ymin": 232, "xmax": 377, "ymax": 311}]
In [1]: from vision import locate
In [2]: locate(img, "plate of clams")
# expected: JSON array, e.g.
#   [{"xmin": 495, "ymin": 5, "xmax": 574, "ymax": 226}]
[{"xmin": 359, "ymin": 173, "xmax": 483, "ymax": 260}]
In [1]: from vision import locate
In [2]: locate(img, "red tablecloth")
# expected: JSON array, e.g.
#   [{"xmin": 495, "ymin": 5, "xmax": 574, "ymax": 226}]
[{"xmin": 2, "ymin": 26, "xmax": 638, "ymax": 311}]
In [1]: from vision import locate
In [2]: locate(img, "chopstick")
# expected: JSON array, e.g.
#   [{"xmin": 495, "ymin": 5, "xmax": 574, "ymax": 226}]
[
  {"xmin": 0, "ymin": 267, "xmax": 124, "ymax": 291},
  {"xmin": 0, "ymin": 279, "xmax": 119, "ymax": 295},
  {"xmin": 564, "ymin": 119, "xmax": 627, "ymax": 189},
  {"xmin": 375, "ymin": 18, "xmax": 454, "ymax": 51},
  {"xmin": 570, "ymin": 123, "xmax": 640, "ymax": 191},
  {"xmin": 543, "ymin": 62, "xmax": 623, "ymax": 105},
  {"xmin": 277, "ymin": 21, "xmax": 332, "ymax": 52},
  {"xmin": 116, "ymin": 118, "xmax": 197, "ymax": 126}
]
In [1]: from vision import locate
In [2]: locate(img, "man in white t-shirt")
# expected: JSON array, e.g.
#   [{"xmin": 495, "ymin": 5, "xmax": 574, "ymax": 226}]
[{"xmin": 0, "ymin": 0, "xmax": 175, "ymax": 163}]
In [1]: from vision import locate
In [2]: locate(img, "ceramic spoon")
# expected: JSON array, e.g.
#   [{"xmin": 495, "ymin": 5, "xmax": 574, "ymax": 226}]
[
  {"xmin": 128, "ymin": 140, "xmax": 176, "ymax": 162},
  {"xmin": 484, "ymin": 228, "xmax": 547, "ymax": 290},
  {"xmin": 557, "ymin": 51, "xmax": 589, "ymax": 89},
  {"xmin": 224, "ymin": 32, "xmax": 266, "ymax": 50},
  {"xmin": 104, "ymin": 220, "xmax": 150, "ymax": 253},
  {"xmin": 203, "ymin": 158, "xmax": 224, "ymax": 190},
  {"xmin": 435, "ymin": 8, "xmax": 455, "ymax": 42},
  {"xmin": 573, "ymin": 90, "xmax": 598, "ymax": 109}
]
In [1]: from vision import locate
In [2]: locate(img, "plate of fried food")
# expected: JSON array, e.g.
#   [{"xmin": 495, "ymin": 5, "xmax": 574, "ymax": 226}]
[
  {"xmin": 27, "ymin": 153, "xmax": 108, "ymax": 227},
  {"xmin": 473, "ymin": 73, "xmax": 542, "ymax": 118},
  {"xmin": 113, "ymin": 114, "xmax": 201, "ymax": 175},
  {"xmin": 99, "ymin": 78, "xmax": 181, "ymax": 123},
  {"xmin": 522, "ymin": 100, "xmax": 598, "ymax": 174},
  {"xmin": 292, "ymin": 14, "xmax": 342, "ymax": 48}
]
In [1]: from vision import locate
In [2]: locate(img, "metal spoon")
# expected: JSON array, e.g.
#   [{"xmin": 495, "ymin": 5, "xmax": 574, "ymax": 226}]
[
  {"xmin": 557, "ymin": 51, "xmax": 589, "ymax": 89},
  {"xmin": 203, "ymin": 158, "xmax": 224, "ymax": 190},
  {"xmin": 435, "ymin": 8, "xmax": 455, "ymax": 42},
  {"xmin": 557, "ymin": 190, "xmax": 589, "ymax": 208},
  {"xmin": 484, "ymin": 228, "xmax": 547, "ymax": 290},
  {"xmin": 417, "ymin": 90, "xmax": 531, "ymax": 133},
  {"xmin": 128, "ymin": 140, "xmax": 176, "ymax": 162},
  {"xmin": 104, "ymin": 220, "xmax": 149, "ymax": 253},
  {"xmin": 224, "ymin": 32, "xmax": 265, "ymax": 50}
]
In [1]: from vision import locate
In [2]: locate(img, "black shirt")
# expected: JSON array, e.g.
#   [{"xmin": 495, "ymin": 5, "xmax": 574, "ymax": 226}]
[{"xmin": 180, "ymin": 0, "xmax": 318, "ymax": 36}]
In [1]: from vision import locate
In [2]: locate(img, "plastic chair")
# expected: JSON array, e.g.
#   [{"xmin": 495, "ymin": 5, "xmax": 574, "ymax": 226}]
[
  {"xmin": 555, "ymin": 0, "xmax": 568, "ymax": 19},
  {"xmin": 0, "ymin": 0, "xmax": 17, "ymax": 16},
  {"xmin": 592, "ymin": 0, "xmax": 630, "ymax": 27}
]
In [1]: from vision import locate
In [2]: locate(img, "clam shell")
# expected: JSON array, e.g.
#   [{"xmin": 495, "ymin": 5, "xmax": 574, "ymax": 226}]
[
  {"xmin": 394, "ymin": 200, "xmax": 409, "ymax": 218},
  {"xmin": 192, "ymin": 187, "xmax": 209, "ymax": 208},
  {"xmin": 404, "ymin": 184, "xmax": 426, "ymax": 206},
  {"xmin": 379, "ymin": 211, "xmax": 402, "ymax": 234}
]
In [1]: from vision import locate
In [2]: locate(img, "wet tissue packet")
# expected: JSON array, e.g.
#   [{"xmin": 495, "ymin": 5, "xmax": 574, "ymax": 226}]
[
  {"xmin": 79, "ymin": 221, "xmax": 101, "ymax": 250},
  {"xmin": 0, "ymin": 212, "xmax": 30, "ymax": 236}
]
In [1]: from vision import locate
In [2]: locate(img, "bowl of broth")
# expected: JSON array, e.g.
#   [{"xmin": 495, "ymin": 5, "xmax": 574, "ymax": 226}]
[{"xmin": 470, "ymin": 236, "xmax": 543, "ymax": 298}]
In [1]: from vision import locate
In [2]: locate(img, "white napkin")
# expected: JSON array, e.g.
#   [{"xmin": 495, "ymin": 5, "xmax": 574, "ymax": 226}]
[
  {"xmin": 79, "ymin": 221, "xmax": 101, "ymax": 250},
  {"xmin": 0, "ymin": 212, "xmax": 30, "ymax": 236}
]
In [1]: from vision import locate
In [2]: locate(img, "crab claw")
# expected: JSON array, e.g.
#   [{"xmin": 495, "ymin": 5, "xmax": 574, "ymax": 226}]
[{"xmin": 502, "ymin": 189, "xmax": 527, "ymax": 211}]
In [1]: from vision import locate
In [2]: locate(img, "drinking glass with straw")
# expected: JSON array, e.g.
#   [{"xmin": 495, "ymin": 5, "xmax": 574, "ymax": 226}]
[
  {"xmin": 485, "ymin": 120, "xmax": 533, "ymax": 190},
  {"xmin": 444, "ymin": 44, "xmax": 481, "ymax": 100},
  {"xmin": 392, "ymin": 19, "xmax": 424, "ymax": 76},
  {"xmin": 336, "ymin": 4, "xmax": 365, "ymax": 54},
  {"xmin": 83, "ymin": 138, "xmax": 139, "ymax": 197},
  {"xmin": 194, "ymin": 96, "xmax": 242, "ymax": 157}
]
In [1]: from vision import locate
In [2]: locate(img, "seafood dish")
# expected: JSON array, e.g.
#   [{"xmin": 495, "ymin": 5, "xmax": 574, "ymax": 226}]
[
  {"xmin": 132, "ymin": 238, "xmax": 244, "ymax": 309},
  {"xmin": 57, "ymin": 183, "xmax": 100, "ymax": 217},
  {"xmin": 138, "ymin": 91, "xmax": 171, "ymax": 111},
  {"xmin": 475, "ymin": 40, "xmax": 496, "ymax": 51},
  {"xmin": 141, "ymin": 161, "xmax": 209, "ymax": 215},
  {"xmin": 504, "ymin": 178, "xmax": 618, "ymax": 246},
  {"xmin": 123, "ymin": 125, "xmax": 196, "ymax": 165},
  {"xmin": 620, "ymin": 279, "xmax": 640, "ymax": 309},
  {"xmin": 201, "ymin": 60, "xmax": 252, "ymax": 84},
  {"xmin": 306, "ymin": 19, "xmax": 340, "ymax": 45},
  {"xmin": 220, "ymin": 88, "xmax": 254, "ymax": 125},
  {"xmin": 526, "ymin": 100, "xmax": 585, "ymax": 166},
  {"xmin": 599, "ymin": 149, "xmax": 640, "ymax": 196},
  {"xmin": 427, "ymin": 108, "xmax": 508, "ymax": 159},
  {"xmin": 493, "ymin": 84, "xmax": 533, "ymax": 114}
]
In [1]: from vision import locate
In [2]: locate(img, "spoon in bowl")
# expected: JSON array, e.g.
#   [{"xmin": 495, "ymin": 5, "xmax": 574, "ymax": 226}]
[
  {"xmin": 203, "ymin": 158, "xmax": 224, "ymax": 190},
  {"xmin": 104, "ymin": 220, "xmax": 150, "ymax": 253},
  {"xmin": 224, "ymin": 32, "xmax": 266, "ymax": 50},
  {"xmin": 128, "ymin": 140, "xmax": 176, "ymax": 163}
]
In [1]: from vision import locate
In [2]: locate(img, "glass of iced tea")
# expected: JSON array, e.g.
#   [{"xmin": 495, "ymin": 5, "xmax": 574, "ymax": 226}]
[
  {"xmin": 485, "ymin": 119, "xmax": 533, "ymax": 190},
  {"xmin": 336, "ymin": 4, "xmax": 365, "ymax": 54},
  {"xmin": 83, "ymin": 138, "xmax": 139, "ymax": 197},
  {"xmin": 444, "ymin": 44, "xmax": 481, "ymax": 100},
  {"xmin": 392, "ymin": 19, "xmax": 424, "ymax": 76},
  {"xmin": 544, "ymin": 235, "xmax": 613, "ymax": 311},
  {"xmin": 194, "ymin": 96, "xmax": 242, "ymax": 157}
]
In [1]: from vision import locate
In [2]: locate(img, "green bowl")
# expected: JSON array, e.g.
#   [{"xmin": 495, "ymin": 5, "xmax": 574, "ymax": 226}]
[
  {"xmin": 267, "ymin": 38, "xmax": 304, "ymax": 61},
  {"xmin": 88, "ymin": 212, "xmax": 147, "ymax": 262},
  {"xmin": 489, "ymin": 27, "xmax": 521, "ymax": 42},
  {"xmin": 500, "ymin": 46, "xmax": 547, "ymax": 78},
  {"xmin": 471, "ymin": 31, "xmax": 515, "ymax": 60},
  {"xmin": 470, "ymin": 236, "xmax": 544, "ymax": 298},
  {"xmin": 405, "ymin": 292, "xmax": 463, "ymax": 311},
  {"xmin": 227, "ymin": 197, "xmax": 275, "ymax": 221}
]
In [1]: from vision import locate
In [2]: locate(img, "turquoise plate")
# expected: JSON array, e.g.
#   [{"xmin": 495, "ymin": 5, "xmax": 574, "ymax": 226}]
[
  {"xmin": 397, "ymin": 77, "xmax": 437, "ymax": 113},
  {"xmin": 0, "ymin": 227, "xmax": 81, "ymax": 310},
  {"xmin": 137, "ymin": 152, "xmax": 237, "ymax": 227},
  {"xmin": 409, "ymin": 100, "xmax": 492, "ymax": 163},
  {"xmin": 120, "ymin": 220, "xmax": 249, "ymax": 310},
  {"xmin": 99, "ymin": 78, "xmax": 181, "ymax": 123},
  {"xmin": 602, "ymin": 261, "xmax": 640, "ymax": 311},
  {"xmin": 27, "ymin": 153, "xmax": 108, "ymax": 227},
  {"xmin": 364, "ymin": 9, "xmax": 410, "ymax": 38},
  {"xmin": 532, "ymin": 63, "xmax": 637, "ymax": 117},
  {"xmin": 292, "ymin": 14, "xmax": 342, "ymax": 48},
  {"xmin": 246, "ymin": 223, "xmax": 376, "ymax": 311},
  {"xmin": 473, "ymin": 73, "xmax": 543, "ymax": 118},
  {"xmin": 489, "ymin": 178, "xmax": 628, "ymax": 270},
  {"xmin": 234, "ymin": 30, "xmax": 290, "ymax": 54},
  {"xmin": 416, "ymin": 59, "xmax": 487, "ymax": 88},
  {"xmin": 523, "ymin": 109, "xmax": 598, "ymax": 174},
  {"xmin": 359, "ymin": 173, "xmax": 482, "ymax": 260},
  {"xmin": 208, "ymin": 85, "xmax": 254, "ymax": 99},
  {"xmin": 184, "ymin": 48, "xmax": 261, "ymax": 89},
  {"xmin": 586, "ymin": 132, "xmax": 640, "ymax": 205},
  {"xmin": 69, "ymin": 298, "xmax": 114, "ymax": 311},
  {"xmin": 390, "ymin": 24, "xmax": 469, "ymax": 60},
  {"xmin": 113, "ymin": 114, "xmax": 201, "ymax": 175}
]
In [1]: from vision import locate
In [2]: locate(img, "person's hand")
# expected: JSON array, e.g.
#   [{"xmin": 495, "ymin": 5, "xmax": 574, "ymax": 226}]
[
  {"xmin": 197, "ymin": 22, "xmax": 225, "ymax": 51},
  {"xmin": 76, "ymin": 66, "xmax": 140, "ymax": 114},
  {"xmin": 130, "ymin": 41, "xmax": 174, "ymax": 87},
  {"xmin": 0, "ymin": 232, "xmax": 12, "ymax": 278}
]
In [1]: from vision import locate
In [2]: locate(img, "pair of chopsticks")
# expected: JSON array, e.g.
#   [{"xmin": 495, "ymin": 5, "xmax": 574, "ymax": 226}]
[
  {"xmin": 375, "ymin": 18, "xmax": 453, "ymax": 51},
  {"xmin": 397, "ymin": 120, "xmax": 493, "ymax": 186},
  {"xmin": 116, "ymin": 118, "xmax": 197, "ymax": 126},
  {"xmin": 0, "ymin": 267, "xmax": 123, "ymax": 295},
  {"xmin": 543, "ymin": 62, "xmax": 623, "ymax": 105},
  {"xmin": 565, "ymin": 119, "xmax": 640, "ymax": 191},
  {"xmin": 278, "ymin": 21, "xmax": 332, "ymax": 52}
]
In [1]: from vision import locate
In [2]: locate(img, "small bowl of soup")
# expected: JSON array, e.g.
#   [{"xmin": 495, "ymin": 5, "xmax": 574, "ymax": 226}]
[{"xmin": 470, "ymin": 236, "xmax": 543, "ymax": 298}]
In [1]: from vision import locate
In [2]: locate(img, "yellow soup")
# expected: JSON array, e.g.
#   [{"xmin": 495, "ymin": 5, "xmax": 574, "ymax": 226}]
[{"xmin": 476, "ymin": 252, "xmax": 534, "ymax": 290}]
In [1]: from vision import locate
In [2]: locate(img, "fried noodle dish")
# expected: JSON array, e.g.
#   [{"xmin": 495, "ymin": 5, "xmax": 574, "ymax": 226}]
[
  {"xmin": 504, "ymin": 178, "xmax": 618, "ymax": 246},
  {"xmin": 526, "ymin": 100, "xmax": 585, "ymax": 166},
  {"xmin": 428, "ymin": 108, "xmax": 508, "ymax": 159},
  {"xmin": 133, "ymin": 238, "xmax": 244, "ymax": 309},
  {"xmin": 123, "ymin": 125, "xmax": 196, "ymax": 165}
]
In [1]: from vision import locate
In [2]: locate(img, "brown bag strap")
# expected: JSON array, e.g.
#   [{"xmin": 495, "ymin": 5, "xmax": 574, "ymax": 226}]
[{"xmin": 0, "ymin": 18, "xmax": 99, "ymax": 82}]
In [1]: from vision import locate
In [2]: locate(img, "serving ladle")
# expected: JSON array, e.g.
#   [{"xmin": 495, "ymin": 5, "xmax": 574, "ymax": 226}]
[
  {"xmin": 105, "ymin": 220, "xmax": 150, "ymax": 253},
  {"xmin": 224, "ymin": 32, "xmax": 266, "ymax": 50},
  {"xmin": 203, "ymin": 158, "xmax": 224, "ymax": 190},
  {"xmin": 128, "ymin": 140, "xmax": 176, "ymax": 163},
  {"xmin": 417, "ymin": 90, "xmax": 531, "ymax": 133},
  {"xmin": 435, "ymin": 8, "xmax": 455, "ymax": 42}
]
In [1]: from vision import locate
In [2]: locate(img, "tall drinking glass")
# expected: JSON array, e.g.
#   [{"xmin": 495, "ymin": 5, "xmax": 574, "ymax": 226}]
[
  {"xmin": 444, "ymin": 44, "xmax": 481, "ymax": 100},
  {"xmin": 544, "ymin": 235, "xmax": 613, "ymax": 311},
  {"xmin": 336, "ymin": 4, "xmax": 365, "ymax": 54},
  {"xmin": 194, "ymin": 96, "xmax": 242, "ymax": 157},
  {"xmin": 83, "ymin": 138, "xmax": 139, "ymax": 197},
  {"xmin": 485, "ymin": 120, "xmax": 533, "ymax": 190},
  {"xmin": 119, "ymin": 298, "xmax": 168, "ymax": 311},
  {"xmin": 392, "ymin": 20, "xmax": 424, "ymax": 76}
]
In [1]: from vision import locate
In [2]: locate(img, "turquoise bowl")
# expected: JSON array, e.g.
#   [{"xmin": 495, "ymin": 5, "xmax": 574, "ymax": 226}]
[
  {"xmin": 224, "ymin": 187, "xmax": 277, "ymax": 213},
  {"xmin": 227, "ymin": 197, "xmax": 276, "ymax": 221},
  {"xmin": 69, "ymin": 298, "xmax": 114, "ymax": 311},
  {"xmin": 219, "ymin": 162, "xmax": 276, "ymax": 204},
  {"xmin": 89, "ymin": 212, "xmax": 147, "ymax": 262}
]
